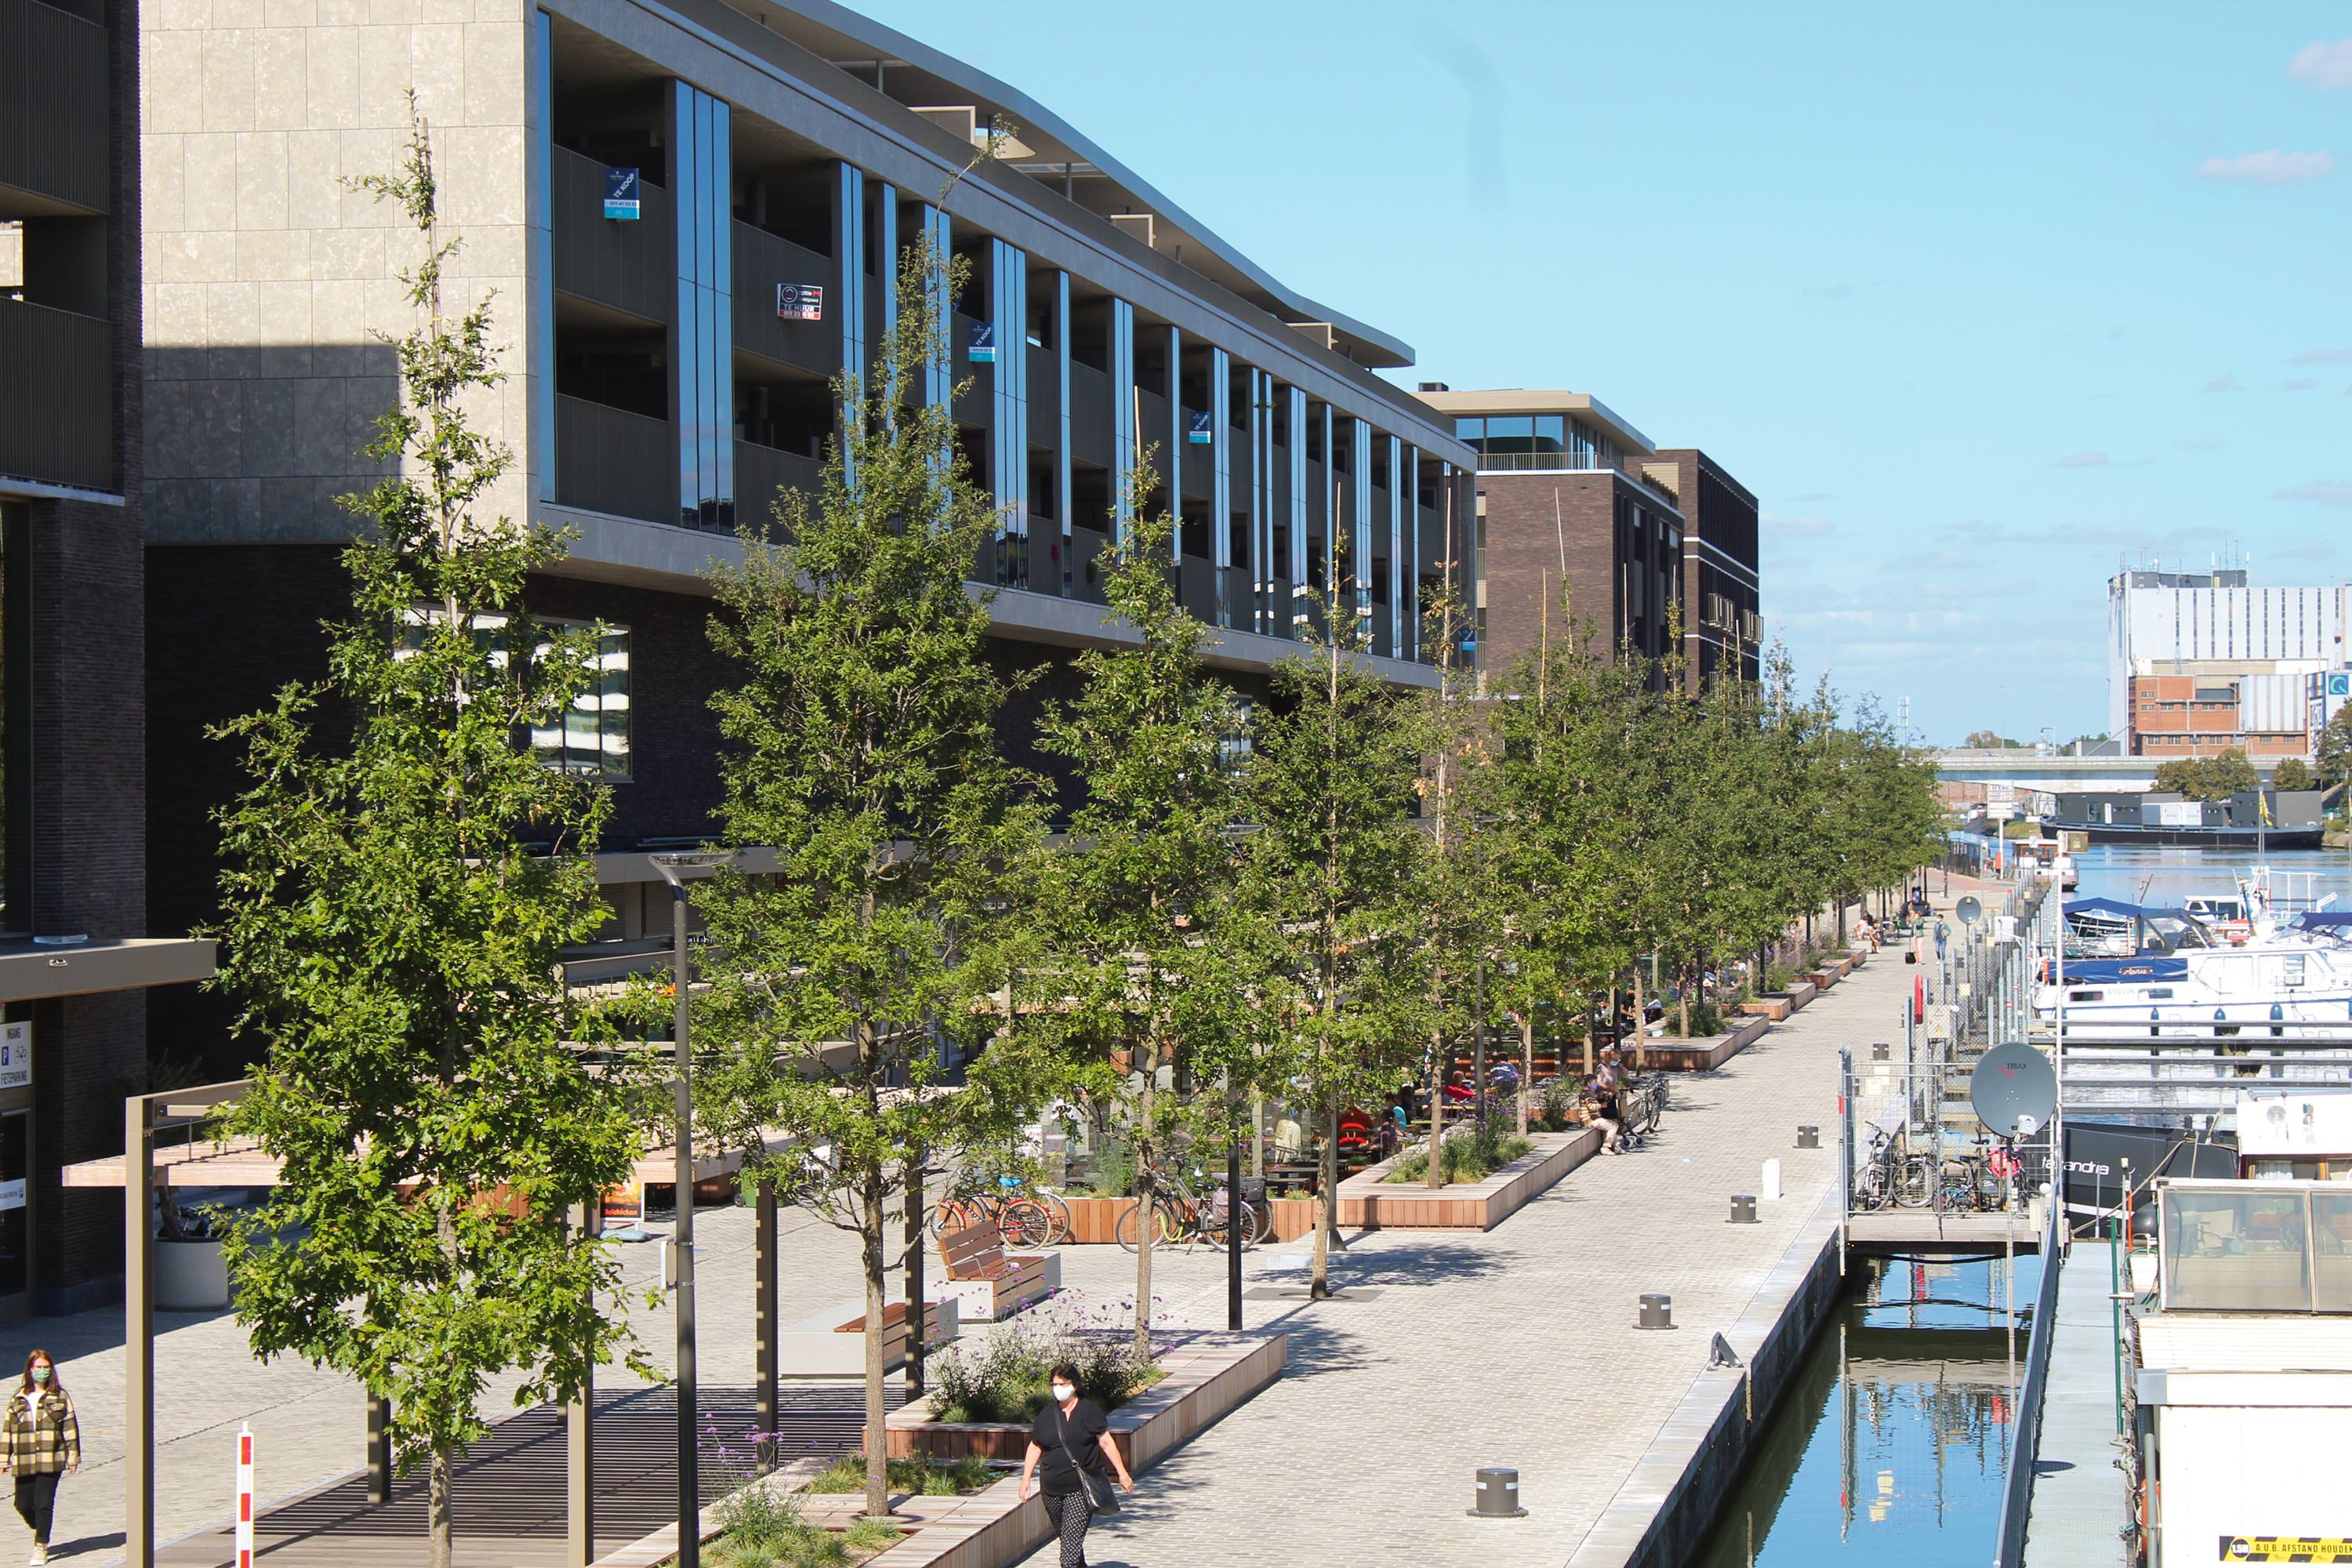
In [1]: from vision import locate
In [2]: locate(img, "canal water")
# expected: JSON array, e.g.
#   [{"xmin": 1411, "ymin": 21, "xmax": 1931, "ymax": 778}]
[
  {"xmin": 1693, "ymin": 1254, "xmax": 2042, "ymax": 1568},
  {"xmin": 2070, "ymin": 843, "xmax": 2352, "ymax": 910}
]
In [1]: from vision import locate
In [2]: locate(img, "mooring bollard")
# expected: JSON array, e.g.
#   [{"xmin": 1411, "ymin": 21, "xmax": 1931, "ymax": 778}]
[
  {"xmin": 1468, "ymin": 1467, "xmax": 1527, "ymax": 1519},
  {"xmin": 1639, "ymin": 1292, "xmax": 1674, "ymax": 1330},
  {"xmin": 1796, "ymin": 1124, "xmax": 1820, "ymax": 1149},
  {"xmin": 1730, "ymin": 1194, "xmax": 1759, "ymax": 1224},
  {"xmin": 1871, "ymin": 1041, "xmax": 1890, "ymax": 1062}
]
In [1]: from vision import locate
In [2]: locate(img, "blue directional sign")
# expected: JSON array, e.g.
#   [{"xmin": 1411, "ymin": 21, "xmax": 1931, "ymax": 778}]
[{"xmin": 967, "ymin": 322, "xmax": 997, "ymax": 363}]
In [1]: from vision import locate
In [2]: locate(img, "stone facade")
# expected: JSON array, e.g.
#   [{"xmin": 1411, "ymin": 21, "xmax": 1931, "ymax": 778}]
[{"xmin": 140, "ymin": 0, "xmax": 534, "ymax": 544}]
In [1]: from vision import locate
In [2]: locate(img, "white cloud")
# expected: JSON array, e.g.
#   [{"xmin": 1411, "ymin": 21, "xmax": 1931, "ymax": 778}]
[
  {"xmin": 2198, "ymin": 149, "xmax": 2338, "ymax": 183},
  {"xmin": 2289, "ymin": 38, "xmax": 2352, "ymax": 89},
  {"xmin": 2054, "ymin": 451, "xmax": 2109, "ymax": 468},
  {"xmin": 2205, "ymin": 373, "xmax": 2245, "ymax": 393},
  {"xmin": 1762, "ymin": 512, "xmax": 1835, "ymax": 535},
  {"xmin": 2274, "ymin": 481, "xmax": 2352, "ymax": 506},
  {"xmin": 2283, "ymin": 378, "xmax": 2321, "ymax": 391},
  {"xmin": 2295, "ymin": 348, "xmax": 2352, "ymax": 364}
]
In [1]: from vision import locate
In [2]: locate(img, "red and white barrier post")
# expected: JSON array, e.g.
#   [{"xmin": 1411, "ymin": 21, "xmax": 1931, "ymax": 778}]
[{"xmin": 234, "ymin": 1422, "xmax": 254, "ymax": 1568}]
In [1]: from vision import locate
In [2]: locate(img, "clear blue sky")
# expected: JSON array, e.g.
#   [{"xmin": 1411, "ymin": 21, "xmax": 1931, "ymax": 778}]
[{"xmin": 848, "ymin": 1, "xmax": 2352, "ymax": 743}]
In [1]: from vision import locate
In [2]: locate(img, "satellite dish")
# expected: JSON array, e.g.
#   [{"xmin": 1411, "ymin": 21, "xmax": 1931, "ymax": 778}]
[
  {"xmin": 1971, "ymin": 1042, "xmax": 2057, "ymax": 1138},
  {"xmin": 1956, "ymin": 896, "xmax": 1983, "ymax": 926}
]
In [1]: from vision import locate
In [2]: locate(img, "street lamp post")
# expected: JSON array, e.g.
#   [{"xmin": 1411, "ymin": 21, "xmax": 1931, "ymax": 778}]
[{"xmin": 652, "ymin": 851, "xmax": 734, "ymax": 1568}]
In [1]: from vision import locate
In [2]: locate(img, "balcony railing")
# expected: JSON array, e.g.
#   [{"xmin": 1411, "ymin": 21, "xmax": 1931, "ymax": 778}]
[
  {"xmin": 1471, "ymin": 449, "xmax": 1617, "ymax": 474},
  {"xmin": 0, "ymin": 0, "xmax": 108, "ymax": 213},
  {"xmin": 732, "ymin": 222, "xmax": 836, "ymax": 377},
  {"xmin": 551, "ymin": 147, "xmax": 673, "ymax": 324},
  {"xmin": 735, "ymin": 439, "xmax": 822, "ymax": 535},
  {"xmin": 554, "ymin": 395, "xmax": 673, "ymax": 526},
  {"xmin": 0, "ymin": 297, "xmax": 111, "ymax": 491}
]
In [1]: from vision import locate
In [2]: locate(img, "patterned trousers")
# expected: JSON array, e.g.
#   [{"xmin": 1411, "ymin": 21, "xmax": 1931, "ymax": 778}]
[{"xmin": 1043, "ymin": 1488, "xmax": 1091, "ymax": 1568}]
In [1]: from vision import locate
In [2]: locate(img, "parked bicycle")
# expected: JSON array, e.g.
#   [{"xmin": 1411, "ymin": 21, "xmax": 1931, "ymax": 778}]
[
  {"xmin": 930, "ymin": 1172, "xmax": 1072, "ymax": 1250},
  {"xmin": 1115, "ymin": 1165, "xmax": 1271, "ymax": 1252},
  {"xmin": 1617, "ymin": 1073, "xmax": 1669, "ymax": 1148}
]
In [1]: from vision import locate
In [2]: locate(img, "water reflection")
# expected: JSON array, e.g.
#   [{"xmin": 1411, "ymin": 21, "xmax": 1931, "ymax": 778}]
[{"xmin": 1696, "ymin": 1255, "xmax": 2038, "ymax": 1568}]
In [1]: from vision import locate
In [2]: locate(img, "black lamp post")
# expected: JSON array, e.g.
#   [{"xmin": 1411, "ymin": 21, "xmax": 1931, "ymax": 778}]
[{"xmin": 652, "ymin": 850, "xmax": 733, "ymax": 1568}]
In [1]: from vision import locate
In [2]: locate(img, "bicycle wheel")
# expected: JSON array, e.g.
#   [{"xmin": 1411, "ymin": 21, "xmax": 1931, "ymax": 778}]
[
  {"xmin": 1030, "ymin": 1190, "xmax": 1073, "ymax": 1247},
  {"xmin": 1897, "ymin": 1156, "xmax": 1936, "ymax": 1208},
  {"xmin": 1113, "ymin": 1198, "xmax": 1179, "ymax": 1253},
  {"xmin": 927, "ymin": 1196, "xmax": 978, "ymax": 1240},
  {"xmin": 998, "ymin": 1197, "xmax": 1053, "ymax": 1251}
]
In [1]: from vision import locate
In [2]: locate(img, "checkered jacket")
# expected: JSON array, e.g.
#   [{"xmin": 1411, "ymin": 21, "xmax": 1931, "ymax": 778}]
[{"xmin": 0, "ymin": 1390, "xmax": 79, "ymax": 1475}]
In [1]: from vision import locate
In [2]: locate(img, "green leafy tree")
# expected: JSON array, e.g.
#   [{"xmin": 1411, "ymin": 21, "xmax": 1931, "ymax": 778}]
[
  {"xmin": 2155, "ymin": 750, "xmax": 2261, "ymax": 803},
  {"xmin": 1032, "ymin": 466, "xmax": 1261, "ymax": 1357},
  {"xmin": 1246, "ymin": 568, "xmax": 1431, "ymax": 1297},
  {"xmin": 2274, "ymin": 757, "xmax": 2317, "ymax": 792},
  {"xmin": 2319, "ymin": 708, "xmax": 2352, "ymax": 793},
  {"xmin": 691, "ymin": 233, "xmax": 1042, "ymax": 1521},
  {"xmin": 207, "ymin": 109, "xmax": 641, "ymax": 1568}
]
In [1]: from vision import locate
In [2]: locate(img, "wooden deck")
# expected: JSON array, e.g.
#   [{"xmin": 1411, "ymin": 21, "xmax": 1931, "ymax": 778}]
[
  {"xmin": 1846, "ymin": 1208, "xmax": 2046, "ymax": 1254},
  {"xmin": 155, "ymin": 1383, "xmax": 898, "ymax": 1568}
]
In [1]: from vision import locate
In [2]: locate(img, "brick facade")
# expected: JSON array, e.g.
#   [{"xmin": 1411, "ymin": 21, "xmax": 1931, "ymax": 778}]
[{"xmin": 1475, "ymin": 468, "xmax": 1682, "ymax": 691}]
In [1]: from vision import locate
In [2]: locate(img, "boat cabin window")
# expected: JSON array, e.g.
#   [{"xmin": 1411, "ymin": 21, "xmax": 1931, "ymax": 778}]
[
  {"xmin": 2249, "ymin": 1159, "xmax": 2326, "ymax": 1182},
  {"xmin": 2068, "ymin": 990, "xmax": 2103, "ymax": 1002},
  {"xmin": 2143, "ymin": 987, "xmax": 2175, "ymax": 999},
  {"xmin": 2286, "ymin": 955, "xmax": 2308, "ymax": 988}
]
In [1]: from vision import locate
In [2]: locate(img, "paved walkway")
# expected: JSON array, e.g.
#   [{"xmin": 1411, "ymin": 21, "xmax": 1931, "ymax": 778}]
[
  {"xmin": 1022, "ymin": 924, "xmax": 1929, "ymax": 1568},
  {"xmin": 2020, "ymin": 1237, "xmax": 2132, "ymax": 1568}
]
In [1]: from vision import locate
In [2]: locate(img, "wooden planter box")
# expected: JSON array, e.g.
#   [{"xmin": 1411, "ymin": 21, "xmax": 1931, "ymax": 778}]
[
  {"xmin": 1643, "ymin": 1014, "xmax": 1769, "ymax": 1072},
  {"xmin": 1329, "ymin": 1130, "xmax": 1596, "ymax": 1231},
  {"xmin": 1802, "ymin": 969, "xmax": 1835, "ymax": 992},
  {"xmin": 876, "ymin": 1333, "xmax": 1286, "ymax": 1466},
  {"xmin": 1060, "ymin": 1193, "xmax": 1318, "ymax": 1244}
]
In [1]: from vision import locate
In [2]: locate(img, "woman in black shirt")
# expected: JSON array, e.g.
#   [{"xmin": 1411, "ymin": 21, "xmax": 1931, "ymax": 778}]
[{"xmin": 1018, "ymin": 1361, "xmax": 1136, "ymax": 1568}]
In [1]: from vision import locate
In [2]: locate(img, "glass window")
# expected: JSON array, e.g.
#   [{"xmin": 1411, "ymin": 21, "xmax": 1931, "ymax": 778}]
[
  {"xmin": 1453, "ymin": 417, "xmax": 1484, "ymax": 443},
  {"xmin": 1533, "ymin": 415, "xmax": 1564, "ymax": 455},
  {"xmin": 2317, "ymin": 1192, "xmax": 2352, "ymax": 1308},
  {"xmin": 2163, "ymin": 1187, "xmax": 2311, "ymax": 1310},
  {"xmin": 529, "ymin": 622, "xmax": 632, "ymax": 782}
]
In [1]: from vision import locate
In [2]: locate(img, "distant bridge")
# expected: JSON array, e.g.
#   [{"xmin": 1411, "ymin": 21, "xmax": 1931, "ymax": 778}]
[{"xmin": 1933, "ymin": 749, "xmax": 2157, "ymax": 800}]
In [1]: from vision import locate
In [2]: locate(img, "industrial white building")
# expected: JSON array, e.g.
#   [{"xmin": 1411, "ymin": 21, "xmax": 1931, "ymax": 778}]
[{"xmin": 2106, "ymin": 568, "xmax": 2351, "ymax": 759}]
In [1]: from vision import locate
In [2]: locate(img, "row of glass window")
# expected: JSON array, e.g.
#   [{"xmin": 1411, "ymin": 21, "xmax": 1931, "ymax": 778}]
[{"xmin": 1451, "ymin": 414, "xmax": 1604, "ymax": 466}]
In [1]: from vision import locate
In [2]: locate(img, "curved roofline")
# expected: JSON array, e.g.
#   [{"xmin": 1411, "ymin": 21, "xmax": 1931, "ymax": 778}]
[{"xmin": 773, "ymin": 0, "xmax": 1416, "ymax": 368}]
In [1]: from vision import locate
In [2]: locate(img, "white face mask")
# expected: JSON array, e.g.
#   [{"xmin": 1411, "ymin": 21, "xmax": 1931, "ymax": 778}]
[{"xmin": 1051, "ymin": 1382, "xmax": 1076, "ymax": 1403}]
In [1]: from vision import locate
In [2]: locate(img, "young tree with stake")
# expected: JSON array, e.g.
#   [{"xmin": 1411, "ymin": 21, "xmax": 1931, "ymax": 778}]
[{"xmin": 208, "ymin": 109, "xmax": 643, "ymax": 1568}]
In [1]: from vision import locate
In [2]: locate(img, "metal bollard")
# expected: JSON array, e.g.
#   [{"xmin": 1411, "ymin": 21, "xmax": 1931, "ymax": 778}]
[
  {"xmin": 1639, "ymin": 1293, "xmax": 1673, "ymax": 1330},
  {"xmin": 1796, "ymin": 1125, "xmax": 1820, "ymax": 1149},
  {"xmin": 1468, "ymin": 1467, "xmax": 1527, "ymax": 1519},
  {"xmin": 1871, "ymin": 1042, "xmax": 1890, "ymax": 1062},
  {"xmin": 1730, "ymin": 1194, "xmax": 1758, "ymax": 1224}
]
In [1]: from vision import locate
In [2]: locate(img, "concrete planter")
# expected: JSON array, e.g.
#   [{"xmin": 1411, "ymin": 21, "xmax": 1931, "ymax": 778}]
[
  {"xmin": 1644, "ymin": 1014, "xmax": 1770, "ymax": 1073},
  {"xmin": 1332, "ymin": 1130, "xmax": 1596, "ymax": 1231},
  {"xmin": 875, "ymin": 1333, "xmax": 1286, "ymax": 1467},
  {"xmin": 154, "ymin": 1237, "xmax": 230, "ymax": 1311}
]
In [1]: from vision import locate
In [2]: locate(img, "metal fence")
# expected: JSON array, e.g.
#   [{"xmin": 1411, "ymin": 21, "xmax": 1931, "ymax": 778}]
[{"xmin": 1992, "ymin": 1200, "xmax": 2068, "ymax": 1568}]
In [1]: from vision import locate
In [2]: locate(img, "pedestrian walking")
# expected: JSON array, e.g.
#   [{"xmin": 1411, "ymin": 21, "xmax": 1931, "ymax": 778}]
[
  {"xmin": 1018, "ymin": 1361, "xmax": 1135, "ymax": 1568},
  {"xmin": 1, "ymin": 1350, "xmax": 79, "ymax": 1565}
]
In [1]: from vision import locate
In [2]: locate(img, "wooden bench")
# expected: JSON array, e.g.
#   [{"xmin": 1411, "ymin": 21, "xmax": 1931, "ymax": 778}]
[
  {"xmin": 935, "ymin": 1224, "xmax": 1054, "ymax": 1322},
  {"xmin": 781, "ymin": 1295, "xmax": 959, "ymax": 1378}
]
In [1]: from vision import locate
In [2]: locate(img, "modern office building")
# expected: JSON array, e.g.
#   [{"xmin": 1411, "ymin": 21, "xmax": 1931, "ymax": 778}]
[
  {"xmin": 1413, "ymin": 387, "xmax": 1758, "ymax": 691},
  {"xmin": 2, "ymin": 0, "xmax": 214, "ymax": 1316},
  {"xmin": 2107, "ymin": 567, "xmax": 2350, "ymax": 760},
  {"xmin": 138, "ymin": 2, "xmax": 1477, "ymax": 1071}
]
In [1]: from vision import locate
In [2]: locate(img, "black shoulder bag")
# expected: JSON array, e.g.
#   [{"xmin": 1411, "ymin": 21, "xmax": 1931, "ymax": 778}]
[{"xmin": 1053, "ymin": 1401, "xmax": 1121, "ymax": 1514}]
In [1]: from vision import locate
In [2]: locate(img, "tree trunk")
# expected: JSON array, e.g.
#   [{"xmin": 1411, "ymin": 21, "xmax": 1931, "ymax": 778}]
[
  {"xmin": 1677, "ymin": 961, "xmax": 1692, "ymax": 1039},
  {"xmin": 1517, "ymin": 1011, "xmax": 1534, "ymax": 1136},
  {"xmin": 902, "ymin": 1152, "xmax": 926, "ymax": 1399},
  {"xmin": 1309, "ymin": 1092, "xmax": 1341, "ymax": 1299},
  {"xmin": 1631, "ymin": 963, "xmax": 1647, "ymax": 1072},
  {"xmin": 427, "ymin": 1445, "xmax": 452, "ymax": 1568},
  {"xmin": 1423, "ymin": 1016, "xmax": 1446, "ymax": 1189},
  {"xmin": 862, "ymin": 1163, "xmax": 889, "ymax": 1521},
  {"xmin": 1131, "ymin": 1042, "xmax": 1159, "ymax": 1364}
]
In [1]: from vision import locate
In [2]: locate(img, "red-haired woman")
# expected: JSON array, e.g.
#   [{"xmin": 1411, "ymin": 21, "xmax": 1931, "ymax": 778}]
[{"xmin": 0, "ymin": 1350, "xmax": 78, "ymax": 1564}]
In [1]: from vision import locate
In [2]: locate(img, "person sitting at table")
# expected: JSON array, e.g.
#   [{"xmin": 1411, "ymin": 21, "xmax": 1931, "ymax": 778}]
[{"xmin": 1440, "ymin": 1070, "xmax": 1475, "ymax": 1106}]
